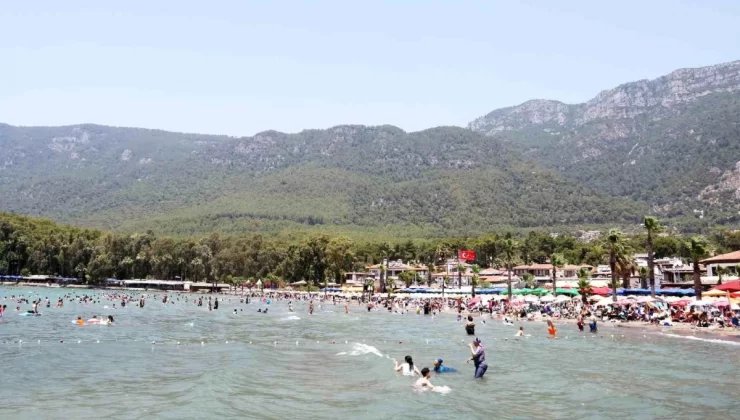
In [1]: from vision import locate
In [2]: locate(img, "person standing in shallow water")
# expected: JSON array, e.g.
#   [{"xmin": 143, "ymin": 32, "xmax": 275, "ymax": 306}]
[
  {"xmin": 467, "ymin": 338, "xmax": 488, "ymax": 378},
  {"xmin": 465, "ymin": 315, "xmax": 475, "ymax": 335}
]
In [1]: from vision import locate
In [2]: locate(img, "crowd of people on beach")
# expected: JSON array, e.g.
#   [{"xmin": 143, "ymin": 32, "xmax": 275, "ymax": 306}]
[{"xmin": 3, "ymin": 286, "xmax": 738, "ymax": 331}]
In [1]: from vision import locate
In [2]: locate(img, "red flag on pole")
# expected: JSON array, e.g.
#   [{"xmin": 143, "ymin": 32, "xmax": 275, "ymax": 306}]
[{"xmin": 458, "ymin": 249, "xmax": 476, "ymax": 262}]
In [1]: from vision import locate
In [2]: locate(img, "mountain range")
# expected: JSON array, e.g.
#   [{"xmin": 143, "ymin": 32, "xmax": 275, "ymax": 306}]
[{"xmin": 1, "ymin": 60, "xmax": 738, "ymax": 237}]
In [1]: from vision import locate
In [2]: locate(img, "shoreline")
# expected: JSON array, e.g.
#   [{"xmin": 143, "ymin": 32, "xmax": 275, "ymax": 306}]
[{"xmin": 4, "ymin": 282, "xmax": 739, "ymax": 340}]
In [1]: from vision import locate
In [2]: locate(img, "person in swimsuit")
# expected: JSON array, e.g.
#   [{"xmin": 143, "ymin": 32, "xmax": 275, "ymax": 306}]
[
  {"xmin": 467, "ymin": 338, "xmax": 488, "ymax": 378},
  {"xmin": 394, "ymin": 355, "xmax": 421, "ymax": 376},
  {"xmin": 547, "ymin": 319, "xmax": 557, "ymax": 338},
  {"xmin": 465, "ymin": 315, "xmax": 476, "ymax": 335},
  {"xmin": 515, "ymin": 326, "xmax": 524, "ymax": 337},
  {"xmin": 414, "ymin": 368, "xmax": 443, "ymax": 391}
]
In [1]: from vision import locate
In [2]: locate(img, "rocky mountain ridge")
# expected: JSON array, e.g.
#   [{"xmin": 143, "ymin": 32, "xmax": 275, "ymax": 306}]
[{"xmin": 469, "ymin": 60, "xmax": 740, "ymax": 134}]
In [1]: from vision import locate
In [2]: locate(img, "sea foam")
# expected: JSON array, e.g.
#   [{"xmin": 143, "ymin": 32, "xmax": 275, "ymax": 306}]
[
  {"xmin": 661, "ymin": 333, "xmax": 740, "ymax": 346},
  {"xmin": 336, "ymin": 342, "xmax": 384, "ymax": 357}
]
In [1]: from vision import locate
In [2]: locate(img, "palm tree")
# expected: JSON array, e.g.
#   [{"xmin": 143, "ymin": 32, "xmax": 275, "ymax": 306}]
[
  {"xmin": 638, "ymin": 266, "xmax": 649, "ymax": 289},
  {"xmin": 550, "ymin": 253, "xmax": 566, "ymax": 294},
  {"xmin": 501, "ymin": 237, "xmax": 517, "ymax": 300},
  {"xmin": 605, "ymin": 229, "xmax": 625, "ymax": 302},
  {"xmin": 577, "ymin": 267, "xmax": 592, "ymax": 305},
  {"xmin": 685, "ymin": 237, "xmax": 710, "ymax": 301},
  {"xmin": 378, "ymin": 262, "xmax": 386, "ymax": 294},
  {"xmin": 716, "ymin": 266, "xmax": 729, "ymax": 285},
  {"xmin": 644, "ymin": 216, "xmax": 662, "ymax": 297},
  {"xmin": 471, "ymin": 264, "xmax": 480, "ymax": 297},
  {"xmin": 522, "ymin": 273, "xmax": 536, "ymax": 289},
  {"xmin": 456, "ymin": 263, "xmax": 465, "ymax": 289},
  {"xmin": 616, "ymin": 257, "xmax": 636, "ymax": 290}
]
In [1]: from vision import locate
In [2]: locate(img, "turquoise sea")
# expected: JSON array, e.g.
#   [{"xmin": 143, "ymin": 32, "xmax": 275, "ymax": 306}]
[{"xmin": 0, "ymin": 286, "xmax": 738, "ymax": 419}]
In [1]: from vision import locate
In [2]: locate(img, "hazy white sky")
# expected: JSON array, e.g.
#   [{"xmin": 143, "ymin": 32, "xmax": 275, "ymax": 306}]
[{"xmin": 1, "ymin": 0, "xmax": 738, "ymax": 136}]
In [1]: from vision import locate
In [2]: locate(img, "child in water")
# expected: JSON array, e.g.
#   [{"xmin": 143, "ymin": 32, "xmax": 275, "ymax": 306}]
[
  {"xmin": 414, "ymin": 368, "xmax": 441, "ymax": 391},
  {"xmin": 547, "ymin": 319, "xmax": 557, "ymax": 338}
]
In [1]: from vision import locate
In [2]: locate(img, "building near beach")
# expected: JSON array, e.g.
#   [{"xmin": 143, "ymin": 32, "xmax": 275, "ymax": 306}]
[
  {"xmin": 700, "ymin": 250, "xmax": 740, "ymax": 277},
  {"xmin": 512, "ymin": 263, "xmax": 593, "ymax": 282}
]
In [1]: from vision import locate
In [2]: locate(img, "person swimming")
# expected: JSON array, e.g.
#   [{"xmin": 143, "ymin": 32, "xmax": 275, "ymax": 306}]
[
  {"xmin": 515, "ymin": 326, "xmax": 524, "ymax": 337},
  {"xmin": 547, "ymin": 320, "xmax": 557, "ymax": 338},
  {"xmin": 432, "ymin": 358, "xmax": 457, "ymax": 373},
  {"xmin": 414, "ymin": 367, "xmax": 438, "ymax": 391},
  {"xmin": 394, "ymin": 355, "xmax": 421, "ymax": 376},
  {"xmin": 76, "ymin": 316, "xmax": 85, "ymax": 326}
]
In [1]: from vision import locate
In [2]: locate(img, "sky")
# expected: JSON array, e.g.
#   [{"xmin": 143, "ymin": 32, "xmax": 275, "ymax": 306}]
[{"xmin": 1, "ymin": 0, "xmax": 738, "ymax": 137}]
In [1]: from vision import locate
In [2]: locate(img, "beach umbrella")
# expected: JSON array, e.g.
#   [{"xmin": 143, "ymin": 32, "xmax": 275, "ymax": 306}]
[
  {"xmin": 713, "ymin": 298, "xmax": 730, "ymax": 307},
  {"xmin": 704, "ymin": 289, "xmax": 727, "ymax": 297},
  {"xmin": 713, "ymin": 280, "xmax": 740, "ymax": 292},
  {"xmin": 540, "ymin": 294, "xmax": 555, "ymax": 302},
  {"xmin": 555, "ymin": 288, "xmax": 578, "ymax": 296},
  {"xmin": 591, "ymin": 286, "xmax": 612, "ymax": 296}
]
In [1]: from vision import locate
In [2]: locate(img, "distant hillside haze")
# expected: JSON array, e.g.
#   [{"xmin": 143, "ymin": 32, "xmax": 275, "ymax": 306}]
[{"xmin": 1, "ymin": 60, "xmax": 738, "ymax": 236}]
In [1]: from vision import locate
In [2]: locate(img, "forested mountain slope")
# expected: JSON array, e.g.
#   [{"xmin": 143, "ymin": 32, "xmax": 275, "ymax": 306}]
[
  {"xmin": 0, "ymin": 124, "xmax": 643, "ymax": 236},
  {"xmin": 469, "ymin": 60, "xmax": 740, "ymax": 226}
]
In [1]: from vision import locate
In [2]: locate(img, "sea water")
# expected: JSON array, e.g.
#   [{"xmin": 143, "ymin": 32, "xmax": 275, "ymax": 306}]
[{"xmin": 0, "ymin": 286, "xmax": 738, "ymax": 419}]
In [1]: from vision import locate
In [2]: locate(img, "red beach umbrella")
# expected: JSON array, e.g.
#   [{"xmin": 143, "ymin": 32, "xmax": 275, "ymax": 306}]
[{"xmin": 713, "ymin": 279, "xmax": 740, "ymax": 292}]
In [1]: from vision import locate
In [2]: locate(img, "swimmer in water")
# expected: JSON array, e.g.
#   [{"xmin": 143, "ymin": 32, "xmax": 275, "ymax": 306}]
[
  {"xmin": 547, "ymin": 319, "xmax": 557, "ymax": 338},
  {"xmin": 414, "ymin": 367, "xmax": 440, "ymax": 391},
  {"xmin": 309, "ymin": 300, "xmax": 314, "ymax": 315},
  {"xmin": 432, "ymin": 358, "xmax": 457, "ymax": 373},
  {"xmin": 288, "ymin": 301, "xmax": 294, "ymax": 312},
  {"xmin": 76, "ymin": 316, "xmax": 85, "ymax": 326},
  {"xmin": 516, "ymin": 326, "xmax": 525, "ymax": 337},
  {"xmin": 394, "ymin": 355, "xmax": 421, "ymax": 376}
]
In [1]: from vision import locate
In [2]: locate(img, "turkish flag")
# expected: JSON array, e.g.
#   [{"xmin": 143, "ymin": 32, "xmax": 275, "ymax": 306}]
[{"xmin": 458, "ymin": 249, "xmax": 476, "ymax": 261}]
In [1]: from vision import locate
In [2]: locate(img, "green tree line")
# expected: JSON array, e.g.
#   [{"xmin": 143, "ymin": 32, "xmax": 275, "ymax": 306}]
[{"xmin": 1, "ymin": 213, "xmax": 738, "ymax": 290}]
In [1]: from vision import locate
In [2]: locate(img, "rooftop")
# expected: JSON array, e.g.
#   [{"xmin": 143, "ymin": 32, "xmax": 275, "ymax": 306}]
[{"xmin": 700, "ymin": 250, "xmax": 740, "ymax": 264}]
